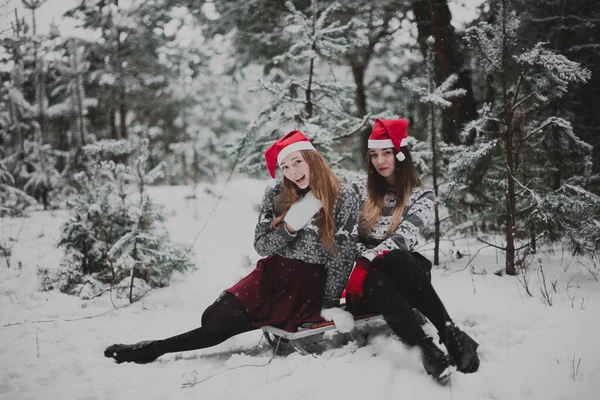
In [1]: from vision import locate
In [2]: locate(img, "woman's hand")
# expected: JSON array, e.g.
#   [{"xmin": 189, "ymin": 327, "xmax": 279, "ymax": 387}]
[
  {"xmin": 284, "ymin": 222, "xmax": 296, "ymax": 233},
  {"xmin": 320, "ymin": 307, "xmax": 354, "ymax": 333},
  {"xmin": 284, "ymin": 191, "xmax": 323, "ymax": 231}
]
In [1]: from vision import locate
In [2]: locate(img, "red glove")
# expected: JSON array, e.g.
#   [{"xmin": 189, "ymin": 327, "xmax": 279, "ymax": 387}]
[
  {"xmin": 345, "ymin": 251, "xmax": 390, "ymax": 301},
  {"xmin": 344, "ymin": 258, "xmax": 371, "ymax": 300}
]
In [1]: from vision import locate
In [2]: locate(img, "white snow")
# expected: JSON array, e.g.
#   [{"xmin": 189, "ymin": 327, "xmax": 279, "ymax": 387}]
[{"xmin": 1, "ymin": 178, "xmax": 599, "ymax": 400}]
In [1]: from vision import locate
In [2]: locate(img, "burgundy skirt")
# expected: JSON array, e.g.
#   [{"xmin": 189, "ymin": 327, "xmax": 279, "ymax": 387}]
[{"xmin": 226, "ymin": 254, "xmax": 326, "ymax": 332}]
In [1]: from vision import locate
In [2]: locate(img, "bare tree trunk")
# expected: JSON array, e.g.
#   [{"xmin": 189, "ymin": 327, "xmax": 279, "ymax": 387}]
[
  {"xmin": 181, "ymin": 153, "xmax": 188, "ymax": 186},
  {"xmin": 501, "ymin": 0, "xmax": 516, "ymax": 276},
  {"xmin": 305, "ymin": 42, "xmax": 316, "ymax": 119},
  {"xmin": 351, "ymin": 62, "xmax": 371, "ymax": 162},
  {"xmin": 430, "ymin": 103, "xmax": 441, "ymax": 265},
  {"xmin": 9, "ymin": 99, "xmax": 24, "ymax": 155},
  {"xmin": 116, "ymin": 28, "xmax": 127, "ymax": 139},
  {"xmin": 551, "ymin": 0, "xmax": 567, "ymax": 190},
  {"xmin": 10, "ymin": 9, "xmax": 24, "ymax": 158},
  {"xmin": 129, "ymin": 238, "xmax": 138, "ymax": 304},
  {"xmin": 351, "ymin": 63, "xmax": 367, "ymax": 117},
  {"xmin": 73, "ymin": 45, "xmax": 87, "ymax": 147},
  {"xmin": 110, "ymin": 108, "xmax": 118, "ymax": 139},
  {"xmin": 36, "ymin": 69, "xmax": 46, "ymax": 142},
  {"xmin": 119, "ymin": 90, "xmax": 127, "ymax": 139},
  {"xmin": 412, "ymin": 0, "xmax": 477, "ymax": 144},
  {"xmin": 27, "ymin": 1, "xmax": 51, "ymax": 210},
  {"xmin": 129, "ymin": 258, "xmax": 135, "ymax": 304}
]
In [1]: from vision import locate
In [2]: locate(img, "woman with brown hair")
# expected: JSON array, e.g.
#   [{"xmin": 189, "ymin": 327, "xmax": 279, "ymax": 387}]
[
  {"xmin": 345, "ymin": 118, "xmax": 480, "ymax": 383},
  {"xmin": 104, "ymin": 130, "xmax": 358, "ymax": 364}
]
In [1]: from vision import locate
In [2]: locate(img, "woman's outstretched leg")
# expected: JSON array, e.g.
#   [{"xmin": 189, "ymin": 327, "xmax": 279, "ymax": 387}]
[
  {"xmin": 373, "ymin": 250, "xmax": 480, "ymax": 373},
  {"xmin": 362, "ymin": 270, "xmax": 454, "ymax": 382},
  {"xmin": 104, "ymin": 292, "xmax": 254, "ymax": 364}
]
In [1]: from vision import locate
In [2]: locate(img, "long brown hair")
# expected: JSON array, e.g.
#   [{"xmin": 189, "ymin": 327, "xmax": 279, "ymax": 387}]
[
  {"xmin": 270, "ymin": 150, "xmax": 341, "ymax": 253},
  {"xmin": 359, "ymin": 147, "xmax": 421, "ymax": 238}
]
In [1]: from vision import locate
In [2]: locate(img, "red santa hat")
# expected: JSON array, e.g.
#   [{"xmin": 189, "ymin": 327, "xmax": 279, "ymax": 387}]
[
  {"xmin": 368, "ymin": 118, "xmax": 409, "ymax": 161},
  {"xmin": 264, "ymin": 130, "xmax": 316, "ymax": 178}
]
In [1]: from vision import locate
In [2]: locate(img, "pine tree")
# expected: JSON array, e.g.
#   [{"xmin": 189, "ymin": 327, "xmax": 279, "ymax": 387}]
[
  {"xmin": 107, "ymin": 139, "xmax": 195, "ymax": 303},
  {"xmin": 0, "ymin": 9, "xmax": 34, "ymax": 188},
  {"xmin": 403, "ymin": 37, "xmax": 466, "ymax": 265},
  {"xmin": 49, "ymin": 39, "xmax": 96, "ymax": 150},
  {"xmin": 0, "ymin": 161, "xmax": 37, "ymax": 217},
  {"xmin": 168, "ymin": 129, "xmax": 219, "ymax": 194},
  {"xmin": 157, "ymin": 31, "xmax": 245, "ymax": 187},
  {"xmin": 327, "ymin": 0, "xmax": 411, "ymax": 158},
  {"xmin": 450, "ymin": 0, "xmax": 597, "ymax": 274},
  {"xmin": 63, "ymin": 0, "xmax": 197, "ymax": 141},
  {"xmin": 235, "ymin": 0, "xmax": 367, "ymax": 175},
  {"xmin": 516, "ymin": 0, "xmax": 600, "ymax": 175},
  {"xmin": 0, "ymin": 3, "xmax": 63, "ymax": 209},
  {"xmin": 411, "ymin": 0, "xmax": 478, "ymax": 144},
  {"xmin": 45, "ymin": 139, "xmax": 194, "ymax": 301},
  {"xmin": 197, "ymin": 0, "xmax": 412, "ymax": 160}
]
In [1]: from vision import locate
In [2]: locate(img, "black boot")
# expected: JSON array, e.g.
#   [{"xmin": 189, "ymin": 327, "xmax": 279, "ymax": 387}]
[
  {"xmin": 104, "ymin": 340, "xmax": 164, "ymax": 364},
  {"xmin": 418, "ymin": 337, "xmax": 456, "ymax": 384},
  {"xmin": 442, "ymin": 324, "xmax": 480, "ymax": 373}
]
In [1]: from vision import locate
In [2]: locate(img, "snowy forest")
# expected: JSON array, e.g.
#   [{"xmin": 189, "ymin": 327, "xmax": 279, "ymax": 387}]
[
  {"xmin": 2, "ymin": 0, "xmax": 600, "ymax": 399},
  {"xmin": 2, "ymin": 0, "xmax": 599, "ymax": 290}
]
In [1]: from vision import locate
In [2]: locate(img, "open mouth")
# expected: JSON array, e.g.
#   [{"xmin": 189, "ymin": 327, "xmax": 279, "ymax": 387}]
[{"xmin": 294, "ymin": 175, "xmax": 306, "ymax": 185}]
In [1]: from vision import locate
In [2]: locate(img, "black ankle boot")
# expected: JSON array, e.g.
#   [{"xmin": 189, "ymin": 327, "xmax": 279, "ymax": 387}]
[
  {"xmin": 442, "ymin": 324, "xmax": 480, "ymax": 373},
  {"xmin": 104, "ymin": 340, "xmax": 164, "ymax": 364},
  {"xmin": 418, "ymin": 337, "xmax": 456, "ymax": 384}
]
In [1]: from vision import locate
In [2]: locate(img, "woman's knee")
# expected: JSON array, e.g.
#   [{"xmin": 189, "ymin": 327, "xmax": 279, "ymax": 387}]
[
  {"xmin": 380, "ymin": 250, "xmax": 429, "ymax": 278},
  {"xmin": 201, "ymin": 292, "xmax": 236, "ymax": 327},
  {"xmin": 363, "ymin": 270, "xmax": 394, "ymax": 299},
  {"xmin": 385, "ymin": 250, "xmax": 416, "ymax": 266}
]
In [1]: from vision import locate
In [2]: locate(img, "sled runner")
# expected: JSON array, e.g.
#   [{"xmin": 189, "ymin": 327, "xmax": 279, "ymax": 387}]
[{"xmin": 261, "ymin": 313, "xmax": 385, "ymax": 355}]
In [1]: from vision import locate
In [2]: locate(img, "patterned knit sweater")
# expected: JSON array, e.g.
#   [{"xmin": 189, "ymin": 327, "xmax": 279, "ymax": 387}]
[
  {"xmin": 352, "ymin": 178, "xmax": 434, "ymax": 259},
  {"xmin": 254, "ymin": 181, "xmax": 358, "ymax": 307}
]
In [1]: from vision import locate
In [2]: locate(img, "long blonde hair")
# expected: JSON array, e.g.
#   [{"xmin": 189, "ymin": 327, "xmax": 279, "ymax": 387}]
[
  {"xmin": 359, "ymin": 147, "xmax": 421, "ymax": 238},
  {"xmin": 270, "ymin": 150, "xmax": 341, "ymax": 253}
]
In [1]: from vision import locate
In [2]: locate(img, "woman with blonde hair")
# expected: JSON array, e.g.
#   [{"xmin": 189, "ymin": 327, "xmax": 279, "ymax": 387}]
[
  {"xmin": 345, "ymin": 118, "xmax": 480, "ymax": 383},
  {"xmin": 105, "ymin": 130, "xmax": 358, "ymax": 364}
]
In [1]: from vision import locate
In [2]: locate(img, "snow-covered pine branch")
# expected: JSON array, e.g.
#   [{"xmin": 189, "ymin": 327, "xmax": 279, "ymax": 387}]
[
  {"xmin": 234, "ymin": 0, "xmax": 362, "ymax": 175},
  {"xmin": 515, "ymin": 43, "xmax": 591, "ymax": 99}
]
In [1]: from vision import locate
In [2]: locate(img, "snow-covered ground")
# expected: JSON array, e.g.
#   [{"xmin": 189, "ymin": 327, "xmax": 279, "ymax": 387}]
[{"xmin": 1, "ymin": 178, "xmax": 599, "ymax": 400}]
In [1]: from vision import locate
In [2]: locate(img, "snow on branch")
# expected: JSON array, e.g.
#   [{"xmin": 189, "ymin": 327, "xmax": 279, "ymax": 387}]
[
  {"xmin": 516, "ymin": 43, "xmax": 591, "ymax": 98},
  {"xmin": 525, "ymin": 117, "xmax": 593, "ymax": 151}
]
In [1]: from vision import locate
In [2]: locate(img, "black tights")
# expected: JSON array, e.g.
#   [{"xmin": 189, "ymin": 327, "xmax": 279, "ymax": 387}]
[
  {"xmin": 356, "ymin": 251, "xmax": 452, "ymax": 346},
  {"xmin": 157, "ymin": 292, "xmax": 254, "ymax": 354}
]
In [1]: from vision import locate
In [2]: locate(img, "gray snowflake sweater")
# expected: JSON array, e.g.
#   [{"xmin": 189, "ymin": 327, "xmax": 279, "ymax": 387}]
[
  {"xmin": 254, "ymin": 181, "xmax": 359, "ymax": 308},
  {"xmin": 352, "ymin": 179, "xmax": 434, "ymax": 259}
]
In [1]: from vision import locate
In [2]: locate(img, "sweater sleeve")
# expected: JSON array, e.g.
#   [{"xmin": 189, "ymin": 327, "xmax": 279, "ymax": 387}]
[
  {"xmin": 351, "ymin": 179, "xmax": 370, "ymax": 260},
  {"xmin": 321, "ymin": 185, "xmax": 359, "ymax": 308},
  {"xmin": 253, "ymin": 183, "xmax": 297, "ymax": 257},
  {"xmin": 366, "ymin": 189, "xmax": 434, "ymax": 256}
]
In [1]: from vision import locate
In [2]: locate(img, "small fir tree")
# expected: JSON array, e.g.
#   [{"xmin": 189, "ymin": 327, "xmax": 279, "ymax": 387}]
[
  {"xmin": 0, "ymin": 161, "xmax": 37, "ymax": 217},
  {"xmin": 235, "ymin": 0, "xmax": 368, "ymax": 175},
  {"xmin": 403, "ymin": 37, "xmax": 466, "ymax": 265},
  {"xmin": 449, "ymin": 0, "xmax": 598, "ymax": 274},
  {"xmin": 42, "ymin": 139, "xmax": 194, "ymax": 301}
]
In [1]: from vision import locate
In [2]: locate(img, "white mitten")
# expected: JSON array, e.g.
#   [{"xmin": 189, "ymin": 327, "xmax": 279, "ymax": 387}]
[
  {"xmin": 320, "ymin": 308, "xmax": 355, "ymax": 333},
  {"xmin": 284, "ymin": 191, "xmax": 323, "ymax": 231}
]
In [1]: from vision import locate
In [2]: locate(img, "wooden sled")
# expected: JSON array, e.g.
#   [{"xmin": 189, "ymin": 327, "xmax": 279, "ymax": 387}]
[{"xmin": 261, "ymin": 313, "xmax": 385, "ymax": 355}]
